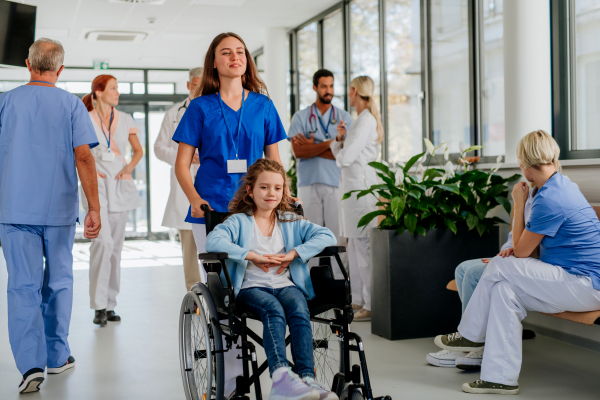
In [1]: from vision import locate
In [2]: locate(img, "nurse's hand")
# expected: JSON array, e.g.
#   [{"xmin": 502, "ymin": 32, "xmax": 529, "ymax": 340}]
[
  {"xmin": 192, "ymin": 155, "xmax": 200, "ymax": 164},
  {"xmin": 190, "ymin": 197, "xmax": 212, "ymax": 218},
  {"xmin": 292, "ymin": 133, "xmax": 315, "ymax": 146},
  {"xmin": 115, "ymin": 164, "xmax": 134, "ymax": 180},
  {"xmin": 84, "ymin": 210, "xmax": 101, "ymax": 239},
  {"xmin": 512, "ymin": 181, "xmax": 529, "ymax": 205},
  {"xmin": 498, "ymin": 247, "xmax": 514, "ymax": 258},
  {"xmin": 336, "ymin": 120, "xmax": 347, "ymax": 142}
]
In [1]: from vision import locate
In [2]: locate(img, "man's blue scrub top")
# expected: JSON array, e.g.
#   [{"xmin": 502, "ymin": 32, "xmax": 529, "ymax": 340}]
[
  {"xmin": 172, "ymin": 91, "xmax": 287, "ymax": 224},
  {"xmin": 288, "ymin": 105, "xmax": 352, "ymax": 188},
  {"xmin": 0, "ymin": 85, "xmax": 99, "ymax": 226},
  {"xmin": 526, "ymin": 173, "xmax": 600, "ymax": 289}
]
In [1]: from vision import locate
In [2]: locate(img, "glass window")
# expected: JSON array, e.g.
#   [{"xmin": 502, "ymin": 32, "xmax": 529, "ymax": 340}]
[
  {"xmin": 573, "ymin": 0, "xmax": 600, "ymax": 150},
  {"xmin": 386, "ymin": 0, "xmax": 423, "ymax": 162},
  {"xmin": 0, "ymin": 81, "xmax": 27, "ymax": 92},
  {"xmin": 481, "ymin": 0, "xmax": 505, "ymax": 156},
  {"xmin": 55, "ymin": 81, "xmax": 91, "ymax": 93},
  {"xmin": 430, "ymin": 0, "xmax": 471, "ymax": 153},
  {"xmin": 297, "ymin": 22, "xmax": 319, "ymax": 110},
  {"xmin": 148, "ymin": 83, "xmax": 175, "ymax": 94},
  {"xmin": 323, "ymin": 10, "xmax": 346, "ymax": 109},
  {"xmin": 350, "ymin": 0, "xmax": 382, "ymax": 116},
  {"xmin": 132, "ymin": 83, "xmax": 145, "ymax": 94},
  {"xmin": 149, "ymin": 70, "xmax": 191, "ymax": 95}
]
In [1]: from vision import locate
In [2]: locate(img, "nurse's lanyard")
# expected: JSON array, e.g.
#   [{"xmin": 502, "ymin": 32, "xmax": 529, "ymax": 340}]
[
  {"xmin": 218, "ymin": 89, "xmax": 248, "ymax": 173},
  {"xmin": 308, "ymin": 104, "xmax": 336, "ymax": 139},
  {"xmin": 29, "ymin": 80, "xmax": 54, "ymax": 85},
  {"xmin": 99, "ymin": 108, "xmax": 115, "ymax": 161}
]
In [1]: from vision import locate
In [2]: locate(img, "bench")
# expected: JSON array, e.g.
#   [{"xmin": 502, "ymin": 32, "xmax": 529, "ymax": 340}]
[{"xmin": 446, "ymin": 206, "xmax": 600, "ymax": 326}]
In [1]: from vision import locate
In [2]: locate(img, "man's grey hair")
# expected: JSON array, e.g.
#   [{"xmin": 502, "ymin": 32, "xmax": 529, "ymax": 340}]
[
  {"xmin": 28, "ymin": 38, "xmax": 65, "ymax": 74},
  {"xmin": 189, "ymin": 67, "xmax": 203, "ymax": 81}
]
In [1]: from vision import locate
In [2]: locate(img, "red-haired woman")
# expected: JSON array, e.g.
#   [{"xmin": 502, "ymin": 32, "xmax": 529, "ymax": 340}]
[{"xmin": 81, "ymin": 75, "xmax": 143, "ymax": 326}]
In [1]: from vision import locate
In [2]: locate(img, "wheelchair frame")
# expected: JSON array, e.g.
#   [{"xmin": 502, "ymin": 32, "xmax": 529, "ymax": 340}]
[{"xmin": 180, "ymin": 205, "xmax": 391, "ymax": 400}]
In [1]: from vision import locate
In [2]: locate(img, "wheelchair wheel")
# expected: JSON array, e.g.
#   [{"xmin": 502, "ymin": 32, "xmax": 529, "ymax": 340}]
[
  {"xmin": 312, "ymin": 310, "xmax": 342, "ymax": 389},
  {"xmin": 179, "ymin": 284, "xmax": 224, "ymax": 400},
  {"xmin": 340, "ymin": 386, "xmax": 364, "ymax": 400}
]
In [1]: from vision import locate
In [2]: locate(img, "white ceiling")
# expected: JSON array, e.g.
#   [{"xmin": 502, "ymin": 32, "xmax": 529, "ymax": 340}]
[{"xmin": 17, "ymin": 0, "xmax": 340, "ymax": 69}]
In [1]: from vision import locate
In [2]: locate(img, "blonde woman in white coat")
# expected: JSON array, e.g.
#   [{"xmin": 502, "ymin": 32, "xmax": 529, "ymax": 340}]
[{"xmin": 330, "ymin": 76, "xmax": 383, "ymax": 322}]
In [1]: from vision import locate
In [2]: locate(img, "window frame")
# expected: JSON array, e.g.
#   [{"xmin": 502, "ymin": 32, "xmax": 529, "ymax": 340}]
[{"xmin": 551, "ymin": 0, "xmax": 600, "ymax": 160}]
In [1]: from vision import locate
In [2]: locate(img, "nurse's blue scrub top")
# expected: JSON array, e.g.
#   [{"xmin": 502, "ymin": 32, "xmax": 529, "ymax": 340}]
[
  {"xmin": 0, "ymin": 85, "xmax": 99, "ymax": 226},
  {"xmin": 172, "ymin": 91, "xmax": 287, "ymax": 224}
]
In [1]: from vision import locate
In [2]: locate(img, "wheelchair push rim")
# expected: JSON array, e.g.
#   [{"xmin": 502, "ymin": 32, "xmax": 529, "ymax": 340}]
[{"xmin": 179, "ymin": 289, "xmax": 223, "ymax": 400}]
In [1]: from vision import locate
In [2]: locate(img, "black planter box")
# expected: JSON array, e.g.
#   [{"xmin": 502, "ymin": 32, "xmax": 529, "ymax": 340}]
[{"xmin": 370, "ymin": 226, "xmax": 499, "ymax": 340}]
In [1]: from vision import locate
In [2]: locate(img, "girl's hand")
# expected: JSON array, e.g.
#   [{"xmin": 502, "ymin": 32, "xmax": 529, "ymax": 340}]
[
  {"xmin": 482, "ymin": 258, "xmax": 491, "ymax": 264},
  {"xmin": 115, "ymin": 164, "xmax": 134, "ymax": 180},
  {"xmin": 266, "ymin": 250, "xmax": 299, "ymax": 275},
  {"xmin": 336, "ymin": 120, "xmax": 347, "ymax": 142},
  {"xmin": 512, "ymin": 182, "xmax": 529, "ymax": 205},
  {"xmin": 247, "ymin": 251, "xmax": 280, "ymax": 272},
  {"xmin": 498, "ymin": 248, "xmax": 514, "ymax": 258},
  {"xmin": 190, "ymin": 197, "xmax": 212, "ymax": 218}
]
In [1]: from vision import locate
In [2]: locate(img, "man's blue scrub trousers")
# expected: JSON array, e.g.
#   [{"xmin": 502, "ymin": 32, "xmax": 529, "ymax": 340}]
[{"xmin": 0, "ymin": 223, "xmax": 76, "ymax": 374}]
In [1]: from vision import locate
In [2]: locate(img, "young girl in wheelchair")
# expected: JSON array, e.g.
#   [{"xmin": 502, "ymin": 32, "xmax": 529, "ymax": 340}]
[{"xmin": 205, "ymin": 158, "xmax": 339, "ymax": 400}]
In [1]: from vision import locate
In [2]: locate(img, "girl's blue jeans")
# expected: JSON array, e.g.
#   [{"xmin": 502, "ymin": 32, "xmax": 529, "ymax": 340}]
[
  {"xmin": 455, "ymin": 258, "xmax": 490, "ymax": 314},
  {"xmin": 237, "ymin": 286, "xmax": 315, "ymax": 378}
]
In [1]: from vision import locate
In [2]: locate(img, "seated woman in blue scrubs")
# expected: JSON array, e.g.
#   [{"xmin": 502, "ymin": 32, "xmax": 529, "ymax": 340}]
[
  {"xmin": 436, "ymin": 130, "xmax": 600, "ymax": 395},
  {"xmin": 172, "ymin": 32, "xmax": 288, "ymax": 395}
]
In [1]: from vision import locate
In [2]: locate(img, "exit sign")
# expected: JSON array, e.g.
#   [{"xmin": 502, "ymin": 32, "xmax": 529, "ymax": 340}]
[{"xmin": 93, "ymin": 60, "xmax": 110, "ymax": 70}]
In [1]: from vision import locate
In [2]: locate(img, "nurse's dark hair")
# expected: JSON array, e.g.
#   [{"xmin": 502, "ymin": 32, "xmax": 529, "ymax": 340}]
[
  {"xmin": 228, "ymin": 159, "xmax": 303, "ymax": 223},
  {"xmin": 313, "ymin": 69, "xmax": 334, "ymax": 87},
  {"xmin": 82, "ymin": 75, "xmax": 117, "ymax": 112},
  {"xmin": 195, "ymin": 32, "xmax": 268, "ymax": 98}
]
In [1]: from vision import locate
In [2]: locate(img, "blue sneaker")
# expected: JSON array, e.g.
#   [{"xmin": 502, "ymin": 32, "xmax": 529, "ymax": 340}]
[{"xmin": 270, "ymin": 367, "xmax": 319, "ymax": 400}]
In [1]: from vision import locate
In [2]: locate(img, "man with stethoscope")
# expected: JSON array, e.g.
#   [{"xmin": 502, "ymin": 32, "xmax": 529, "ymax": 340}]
[
  {"xmin": 288, "ymin": 69, "xmax": 353, "ymax": 270},
  {"xmin": 154, "ymin": 67, "xmax": 203, "ymax": 290}
]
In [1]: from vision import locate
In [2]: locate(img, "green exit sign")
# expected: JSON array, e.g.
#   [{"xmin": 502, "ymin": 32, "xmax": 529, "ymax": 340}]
[{"xmin": 93, "ymin": 61, "xmax": 110, "ymax": 70}]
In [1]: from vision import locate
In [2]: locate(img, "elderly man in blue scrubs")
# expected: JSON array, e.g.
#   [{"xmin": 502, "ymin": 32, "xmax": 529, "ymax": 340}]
[
  {"xmin": 289, "ymin": 69, "xmax": 352, "ymax": 272},
  {"xmin": 0, "ymin": 38, "xmax": 101, "ymax": 394}
]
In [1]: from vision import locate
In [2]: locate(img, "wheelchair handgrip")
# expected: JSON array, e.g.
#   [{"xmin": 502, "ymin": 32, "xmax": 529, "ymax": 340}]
[
  {"xmin": 201, "ymin": 204, "xmax": 210, "ymax": 212},
  {"xmin": 199, "ymin": 252, "xmax": 229, "ymax": 260}
]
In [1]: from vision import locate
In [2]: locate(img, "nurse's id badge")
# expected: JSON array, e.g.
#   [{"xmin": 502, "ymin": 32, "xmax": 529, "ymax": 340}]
[
  {"xmin": 227, "ymin": 159, "xmax": 247, "ymax": 174},
  {"xmin": 102, "ymin": 151, "xmax": 116, "ymax": 162}
]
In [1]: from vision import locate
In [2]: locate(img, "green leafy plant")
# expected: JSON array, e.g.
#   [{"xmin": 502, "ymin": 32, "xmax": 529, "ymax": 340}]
[
  {"xmin": 343, "ymin": 140, "xmax": 520, "ymax": 237},
  {"xmin": 286, "ymin": 155, "xmax": 298, "ymax": 198}
]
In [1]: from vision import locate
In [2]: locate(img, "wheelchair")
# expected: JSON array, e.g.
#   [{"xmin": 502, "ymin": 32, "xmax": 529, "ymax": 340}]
[{"xmin": 179, "ymin": 204, "xmax": 391, "ymax": 400}]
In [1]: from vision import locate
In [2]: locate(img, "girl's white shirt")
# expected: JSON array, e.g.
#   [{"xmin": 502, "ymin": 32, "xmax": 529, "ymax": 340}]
[{"xmin": 240, "ymin": 217, "xmax": 295, "ymax": 290}]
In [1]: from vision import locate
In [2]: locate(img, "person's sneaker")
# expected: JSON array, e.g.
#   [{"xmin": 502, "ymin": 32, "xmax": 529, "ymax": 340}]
[
  {"xmin": 434, "ymin": 332, "xmax": 484, "ymax": 352},
  {"xmin": 18, "ymin": 368, "xmax": 44, "ymax": 393},
  {"xmin": 353, "ymin": 309, "xmax": 371, "ymax": 322},
  {"xmin": 351, "ymin": 303, "xmax": 362, "ymax": 312},
  {"xmin": 455, "ymin": 349, "xmax": 483, "ymax": 370},
  {"xmin": 303, "ymin": 377, "xmax": 339, "ymax": 400},
  {"xmin": 48, "ymin": 356, "xmax": 75, "ymax": 374},
  {"xmin": 270, "ymin": 367, "xmax": 319, "ymax": 400},
  {"xmin": 462, "ymin": 379, "xmax": 519, "ymax": 395},
  {"xmin": 426, "ymin": 349, "xmax": 467, "ymax": 367},
  {"xmin": 93, "ymin": 309, "xmax": 107, "ymax": 326},
  {"xmin": 107, "ymin": 310, "xmax": 121, "ymax": 322}
]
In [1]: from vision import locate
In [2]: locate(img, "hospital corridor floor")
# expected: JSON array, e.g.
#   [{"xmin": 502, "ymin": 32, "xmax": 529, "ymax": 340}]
[{"xmin": 1, "ymin": 240, "xmax": 600, "ymax": 399}]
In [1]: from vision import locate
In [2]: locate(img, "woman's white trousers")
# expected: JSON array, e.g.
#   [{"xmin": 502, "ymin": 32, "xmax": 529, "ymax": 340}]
[
  {"xmin": 458, "ymin": 256, "xmax": 600, "ymax": 386},
  {"xmin": 348, "ymin": 237, "xmax": 372, "ymax": 311}
]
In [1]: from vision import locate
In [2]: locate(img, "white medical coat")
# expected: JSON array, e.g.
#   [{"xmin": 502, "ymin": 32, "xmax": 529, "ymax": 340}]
[
  {"xmin": 154, "ymin": 98, "xmax": 198, "ymax": 230},
  {"xmin": 330, "ymin": 109, "xmax": 380, "ymax": 238}
]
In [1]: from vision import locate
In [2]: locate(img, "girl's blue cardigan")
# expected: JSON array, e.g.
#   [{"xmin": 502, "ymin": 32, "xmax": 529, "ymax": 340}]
[{"xmin": 205, "ymin": 211, "xmax": 337, "ymax": 300}]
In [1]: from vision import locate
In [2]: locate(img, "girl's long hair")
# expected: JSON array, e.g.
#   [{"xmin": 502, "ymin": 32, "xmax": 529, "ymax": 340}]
[
  {"xmin": 351, "ymin": 76, "xmax": 384, "ymax": 144},
  {"xmin": 194, "ymin": 32, "xmax": 268, "ymax": 98},
  {"xmin": 82, "ymin": 74, "xmax": 116, "ymax": 111},
  {"xmin": 228, "ymin": 159, "xmax": 303, "ymax": 223}
]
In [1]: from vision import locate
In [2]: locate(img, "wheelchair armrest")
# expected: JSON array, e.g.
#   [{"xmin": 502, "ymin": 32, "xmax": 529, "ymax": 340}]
[
  {"xmin": 199, "ymin": 252, "xmax": 229, "ymax": 260},
  {"xmin": 314, "ymin": 246, "xmax": 346, "ymax": 258}
]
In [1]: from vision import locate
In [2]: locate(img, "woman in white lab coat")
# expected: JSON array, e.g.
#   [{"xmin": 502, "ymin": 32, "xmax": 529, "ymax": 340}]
[
  {"xmin": 330, "ymin": 76, "xmax": 383, "ymax": 322},
  {"xmin": 82, "ymin": 75, "xmax": 143, "ymax": 326}
]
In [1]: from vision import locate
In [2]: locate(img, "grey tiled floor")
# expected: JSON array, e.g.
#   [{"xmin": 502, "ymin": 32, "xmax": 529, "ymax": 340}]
[{"xmin": 1, "ymin": 241, "xmax": 600, "ymax": 399}]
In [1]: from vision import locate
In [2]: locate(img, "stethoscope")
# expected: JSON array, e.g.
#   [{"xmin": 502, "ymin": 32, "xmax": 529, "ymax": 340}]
[
  {"xmin": 308, "ymin": 103, "xmax": 337, "ymax": 139},
  {"xmin": 173, "ymin": 99, "xmax": 189, "ymax": 124}
]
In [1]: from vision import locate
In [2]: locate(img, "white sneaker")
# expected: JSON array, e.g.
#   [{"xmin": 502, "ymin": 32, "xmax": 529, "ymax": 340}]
[
  {"xmin": 303, "ymin": 377, "xmax": 339, "ymax": 400},
  {"xmin": 426, "ymin": 349, "xmax": 468, "ymax": 367},
  {"xmin": 270, "ymin": 367, "xmax": 319, "ymax": 400},
  {"xmin": 455, "ymin": 349, "xmax": 483, "ymax": 370}
]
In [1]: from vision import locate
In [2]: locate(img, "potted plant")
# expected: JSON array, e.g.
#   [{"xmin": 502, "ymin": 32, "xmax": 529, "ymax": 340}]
[{"xmin": 344, "ymin": 140, "xmax": 520, "ymax": 340}]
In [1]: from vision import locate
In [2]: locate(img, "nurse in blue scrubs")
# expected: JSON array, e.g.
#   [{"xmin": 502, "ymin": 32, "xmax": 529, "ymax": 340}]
[
  {"xmin": 173, "ymin": 32, "xmax": 288, "ymax": 266},
  {"xmin": 173, "ymin": 32, "xmax": 288, "ymax": 396}
]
